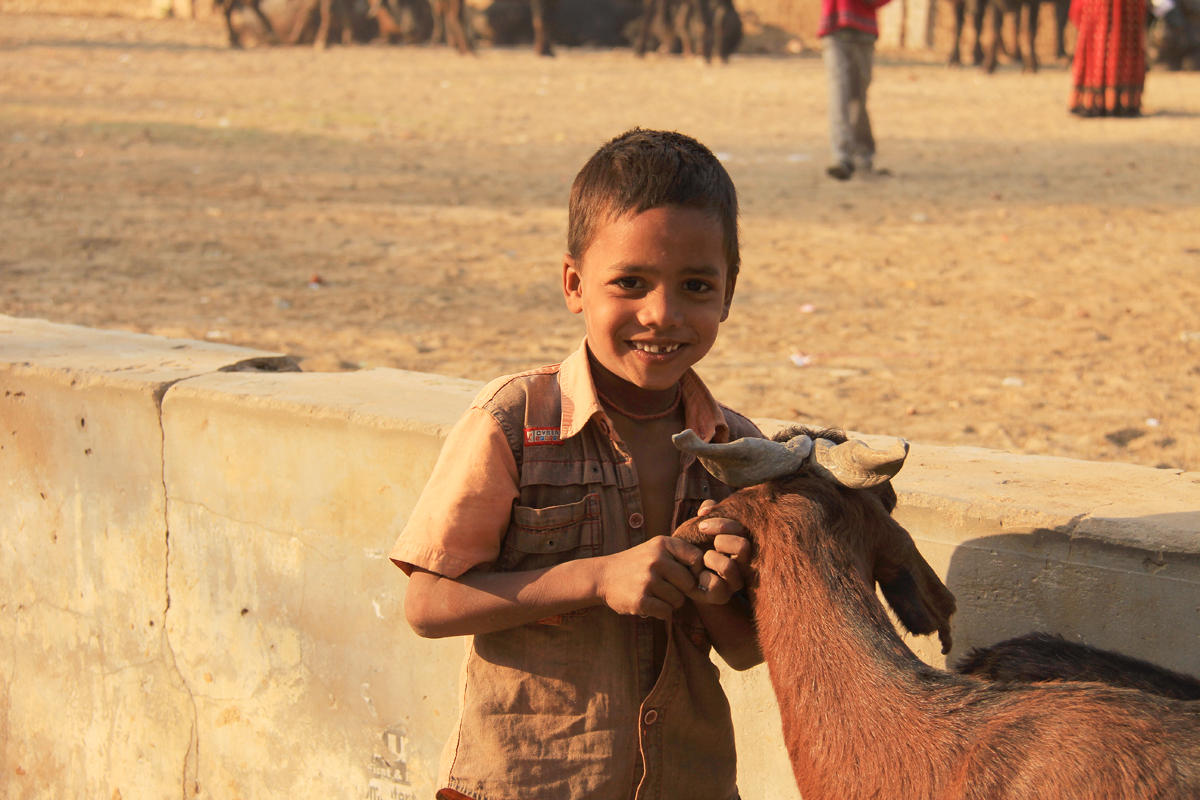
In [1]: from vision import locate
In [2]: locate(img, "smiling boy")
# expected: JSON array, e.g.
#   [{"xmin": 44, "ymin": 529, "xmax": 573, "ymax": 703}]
[{"xmin": 391, "ymin": 128, "xmax": 763, "ymax": 800}]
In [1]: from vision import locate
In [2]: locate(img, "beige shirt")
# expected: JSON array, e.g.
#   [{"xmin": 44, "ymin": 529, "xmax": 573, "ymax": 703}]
[{"xmin": 392, "ymin": 341, "xmax": 761, "ymax": 800}]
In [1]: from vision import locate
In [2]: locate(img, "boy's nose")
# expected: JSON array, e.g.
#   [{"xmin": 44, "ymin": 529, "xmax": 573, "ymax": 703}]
[{"xmin": 639, "ymin": 289, "xmax": 682, "ymax": 327}]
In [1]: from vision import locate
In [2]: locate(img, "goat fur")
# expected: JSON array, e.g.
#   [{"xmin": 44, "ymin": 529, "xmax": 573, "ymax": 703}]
[{"xmin": 673, "ymin": 429, "xmax": 1200, "ymax": 800}]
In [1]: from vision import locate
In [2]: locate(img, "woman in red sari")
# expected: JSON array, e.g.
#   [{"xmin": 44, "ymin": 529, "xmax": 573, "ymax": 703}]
[{"xmin": 1069, "ymin": 0, "xmax": 1147, "ymax": 115}]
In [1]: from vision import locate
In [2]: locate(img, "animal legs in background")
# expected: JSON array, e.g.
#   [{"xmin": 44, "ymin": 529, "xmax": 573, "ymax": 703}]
[
  {"xmin": 530, "ymin": 0, "xmax": 557, "ymax": 56},
  {"xmin": 947, "ymin": 0, "xmax": 987, "ymax": 64},
  {"xmin": 983, "ymin": 0, "xmax": 1041, "ymax": 72},
  {"xmin": 431, "ymin": 0, "xmax": 473, "ymax": 53},
  {"xmin": 282, "ymin": 0, "xmax": 355, "ymax": 48},
  {"xmin": 217, "ymin": 0, "xmax": 279, "ymax": 47}
]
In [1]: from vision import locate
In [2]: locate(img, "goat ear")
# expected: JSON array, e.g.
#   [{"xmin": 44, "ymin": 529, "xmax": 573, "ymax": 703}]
[
  {"xmin": 874, "ymin": 519, "xmax": 957, "ymax": 654},
  {"xmin": 671, "ymin": 515, "xmax": 707, "ymax": 547}
]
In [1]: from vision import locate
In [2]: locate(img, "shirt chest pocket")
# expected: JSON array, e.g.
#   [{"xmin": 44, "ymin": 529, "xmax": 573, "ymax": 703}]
[{"xmin": 498, "ymin": 493, "xmax": 602, "ymax": 572}]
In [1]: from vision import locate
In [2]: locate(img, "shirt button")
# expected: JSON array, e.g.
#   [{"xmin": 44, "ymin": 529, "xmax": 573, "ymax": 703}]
[
  {"xmin": 628, "ymin": 512, "xmax": 644, "ymax": 529},
  {"xmin": 643, "ymin": 709, "xmax": 659, "ymax": 726}
]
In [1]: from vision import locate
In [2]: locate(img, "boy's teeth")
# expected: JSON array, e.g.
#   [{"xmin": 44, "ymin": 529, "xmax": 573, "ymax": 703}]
[{"xmin": 633, "ymin": 342, "xmax": 680, "ymax": 354}]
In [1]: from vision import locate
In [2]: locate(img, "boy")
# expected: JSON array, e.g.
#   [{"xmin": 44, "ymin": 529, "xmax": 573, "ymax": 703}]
[
  {"xmin": 819, "ymin": 0, "xmax": 894, "ymax": 179},
  {"xmin": 391, "ymin": 128, "xmax": 763, "ymax": 800}
]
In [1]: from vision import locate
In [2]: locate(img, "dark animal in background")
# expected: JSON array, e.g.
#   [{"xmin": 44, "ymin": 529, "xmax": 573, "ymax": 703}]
[
  {"xmin": 633, "ymin": 0, "xmax": 684, "ymax": 55},
  {"xmin": 947, "ymin": 0, "xmax": 1071, "ymax": 71},
  {"xmin": 709, "ymin": 0, "xmax": 742, "ymax": 61},
  {"xmin": 216, "ymin": 0, "xmax": 279, "ymax": 47},
  {"xmin": 956, "ymin": 631, "xmax": 1200, "ymax": 700},
  {"xmin": 672, "ymin": 425, "xmax": 1200, "ymax": 800},
  {"xmin": 219, "ymin": 0, "xmax": 362, "ymax": 47},
  {"xmin": 633, "ymin": 0, "xmax": 740, "ymax": 61},
  {"xmin": 369, "ymin": 0, "xmax": 435, "ymax": 42},
  {"xmin": 543, "ymin": 0, "xmax": 642, "ymax": 48},
  {"xmin": 435, "ymin": 0, "xmax": 558, "ymax": 55},
  {"xmin": 303, "ymin": 0, "xmax": 357, "ymax": 47},
  {"xmin": 673, "ymin": 0, "xmax": 714, "ymax": 58},
  {"xmin": 1047, "ymin": 0, "xmax": 1071, "ymax": 58},
  {"xmin": 528, "ymin": 0, "xmax": 559, "ymax": 55},
  {"xmin": 432, "ymin": 0, "xmax": 473, "ymax": 52},
  {"xmin": 1151, "ymin": 0, "xmax": 1200, "ymax": 69}
]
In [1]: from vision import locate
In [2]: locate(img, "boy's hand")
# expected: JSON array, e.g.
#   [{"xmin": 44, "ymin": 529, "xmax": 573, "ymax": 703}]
[
  {"xmin": 687, "ymin": 500, "xmax": 755, "ymax": 605},
  {"xmin": 596, "ymin": 536, "xmax": 704, "ymax": 621}
]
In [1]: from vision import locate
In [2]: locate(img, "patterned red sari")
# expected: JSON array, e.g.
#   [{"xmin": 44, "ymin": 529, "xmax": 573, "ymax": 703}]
[{"xmin": 1069, "ymin": 0, "xmax": 1147, "ymax": 115}]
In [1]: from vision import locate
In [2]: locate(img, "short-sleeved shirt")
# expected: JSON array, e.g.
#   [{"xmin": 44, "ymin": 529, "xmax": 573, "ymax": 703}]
[{"xmin": 391, "ymin": 341, "xmax": 762, "ymax": 800}]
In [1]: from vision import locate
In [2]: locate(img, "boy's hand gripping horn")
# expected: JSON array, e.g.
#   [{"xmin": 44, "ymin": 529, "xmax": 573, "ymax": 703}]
[{"xmin": 672, "ymin": 429, "xmax": 909, "ymax": 489}]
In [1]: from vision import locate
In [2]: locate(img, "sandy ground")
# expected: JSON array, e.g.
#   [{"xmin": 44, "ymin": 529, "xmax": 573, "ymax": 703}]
[{"xmin": 1, "ymin": 13, "xmax": 1198, "ymax": 472}]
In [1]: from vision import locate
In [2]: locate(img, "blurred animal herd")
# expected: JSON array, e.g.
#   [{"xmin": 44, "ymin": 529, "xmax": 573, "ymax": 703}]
[
  {"xmin": 217, "ymin": 0, "xmax": 741, "ymax": 60},
  {"xmin": 217, "ymin": 0, "xmax": 1199, "ymax": 71}
]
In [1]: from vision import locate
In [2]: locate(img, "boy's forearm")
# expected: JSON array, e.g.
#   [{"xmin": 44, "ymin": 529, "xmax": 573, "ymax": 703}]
[
  {"xmin": 694, "ymin": 595, "xmax": 763, "ymax": 671},
  {"xmin": 405, "ymin": 559, "xmax": 604, "ymax": 638}
]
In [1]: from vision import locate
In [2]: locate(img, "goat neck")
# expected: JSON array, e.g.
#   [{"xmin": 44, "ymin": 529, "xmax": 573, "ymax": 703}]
[{"xmin": 720, "ymin": 477, "xmax": 958, "ymax": 799}]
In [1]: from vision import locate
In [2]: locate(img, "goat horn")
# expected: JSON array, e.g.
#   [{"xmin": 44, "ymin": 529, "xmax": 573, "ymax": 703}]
[
  {"xmin": 810, "ymin": 437, "xmax": 910, "ymax": 488},
  {"xmin": 671, "ymin": 429, "xmax": 814, "ymax": 488}
]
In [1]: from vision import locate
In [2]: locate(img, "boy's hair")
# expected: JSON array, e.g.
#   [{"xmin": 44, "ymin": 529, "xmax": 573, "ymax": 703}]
[{"xmin": 567, "ymin": 129, "xmax": 740, "ymax": 280}]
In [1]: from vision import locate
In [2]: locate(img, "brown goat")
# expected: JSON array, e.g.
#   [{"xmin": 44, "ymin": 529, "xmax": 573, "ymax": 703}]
[
  {"xmin": 956, "ymin": 632, "xmax": 1200, "ymax": 701},
  {"xmin": 672, "ymin": 427, "xmax": 1200, "ymax": 800}
]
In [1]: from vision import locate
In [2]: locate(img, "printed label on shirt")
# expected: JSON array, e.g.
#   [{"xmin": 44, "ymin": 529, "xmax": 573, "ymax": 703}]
[{"xmin": 524, "ymin": 426, "xmax": 562, "ymax": 446}]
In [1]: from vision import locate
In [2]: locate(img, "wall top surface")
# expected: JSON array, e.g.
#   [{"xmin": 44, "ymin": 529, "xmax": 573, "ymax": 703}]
[
  {"xmin": 165, "ymin": 368, "xmax": 482, "ymax": 436},
  {"xmin": 0, "ymin": 314, "xmax": 296, "ymax": 387}
]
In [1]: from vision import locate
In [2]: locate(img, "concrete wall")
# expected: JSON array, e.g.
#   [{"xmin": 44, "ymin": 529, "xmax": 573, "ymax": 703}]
[{"xmin": 3, "ymin": 314, "xmax": 1199, "ymax": 799}]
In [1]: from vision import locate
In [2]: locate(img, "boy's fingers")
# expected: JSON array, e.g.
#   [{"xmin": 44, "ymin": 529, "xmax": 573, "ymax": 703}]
[
  {"xmin": 658, "ymin": 555, "xmax": 701, "ymax": 593},
  {"xmin": 652, "ymin": 578, "xmax": 689, "ymax": 610},
  {"xmin": 697, "ymin": 515, "xmax": 746, "ymax": 538},
  {"xmin": 663, "ymin": 536, "xmax": 705, "ymax": 572},
  {"xmin": 689, "ymin": 571, "xmax": 733, "ymax": 604},
  {"xmin": 695, "ymin": 499, "xmax": 718, "ymax": 517},
  {"xmin": 702, "ymin": 551, "xmax": 745, "ymax": 592},
  {"xmin": 711, "ymin": 533, "xmax": 752, "ymax": 561},
  {"xmin": 637, "ymin": 597, "xmax": 675, "ymax": 621}
]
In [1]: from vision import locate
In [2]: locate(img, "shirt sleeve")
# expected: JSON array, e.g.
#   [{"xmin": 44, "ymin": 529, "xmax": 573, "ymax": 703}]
[{"xmin": 389, "ymin": 405, "xmax": 519, "ymax": 578}]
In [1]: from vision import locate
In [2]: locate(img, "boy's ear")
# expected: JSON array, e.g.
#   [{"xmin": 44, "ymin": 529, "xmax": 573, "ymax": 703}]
[{"xmin": 563, "ymin": 254, "xmax": 584, "ymax": 315}]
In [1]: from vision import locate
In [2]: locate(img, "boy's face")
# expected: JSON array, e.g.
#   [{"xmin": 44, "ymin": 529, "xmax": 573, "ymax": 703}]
[{"xmin": 562, "ymin": 205, "xmax": 734, "ymax": 392}]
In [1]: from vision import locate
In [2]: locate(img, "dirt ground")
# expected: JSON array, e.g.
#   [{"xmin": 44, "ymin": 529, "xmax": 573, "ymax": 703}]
[{"xmin": 2, "ymin": 12, "xmax": 1198, "ymax": 473}]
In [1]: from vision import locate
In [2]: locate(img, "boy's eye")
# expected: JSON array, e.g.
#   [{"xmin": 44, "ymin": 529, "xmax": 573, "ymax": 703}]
[
  {"xmin": 614, "ymin": 276, "xmax": 644, "ymax": 290},
  {"xmin": 684, "ymin": 278, "xmax": 714, "ymax": 293}
]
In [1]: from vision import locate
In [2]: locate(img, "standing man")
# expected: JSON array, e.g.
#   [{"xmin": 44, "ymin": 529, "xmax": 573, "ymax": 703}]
[{"xmin": 819, "ymin": 0, "xmax": 894, "ymax": 180}]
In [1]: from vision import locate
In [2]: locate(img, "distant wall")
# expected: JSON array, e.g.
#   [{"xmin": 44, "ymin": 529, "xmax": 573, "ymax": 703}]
[{"xmin": 3, "ymin": 314, "xmax": 1199, "ymax": 799}]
